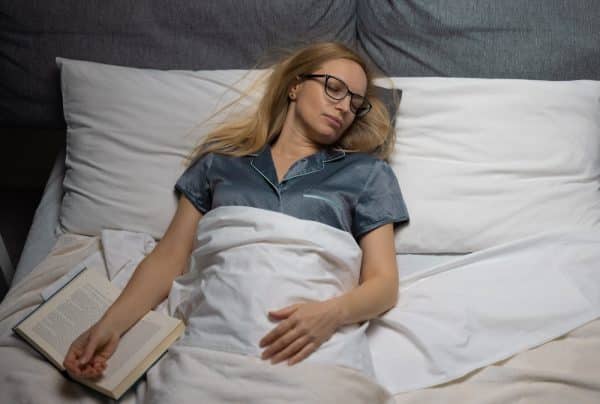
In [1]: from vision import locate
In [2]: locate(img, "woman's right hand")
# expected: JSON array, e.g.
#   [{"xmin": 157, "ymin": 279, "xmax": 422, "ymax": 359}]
[{"xmin": 63, "ymin": 320, "xmax": 121, "ymax": 379}]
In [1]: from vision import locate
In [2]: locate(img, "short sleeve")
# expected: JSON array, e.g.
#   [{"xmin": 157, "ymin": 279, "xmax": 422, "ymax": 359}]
[
  {"xmin": 352, "ymin": 159, "xmax": 409, "ymax": 239},
  {"xmin": 174, "ymin": 153, "xmax": 215, "ymax": 214}
]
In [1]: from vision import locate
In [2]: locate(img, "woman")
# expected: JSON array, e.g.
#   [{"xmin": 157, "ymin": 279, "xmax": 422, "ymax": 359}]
[{"xmin": 63, "ymin": 42, "xmax": 408, "ymax": 381}]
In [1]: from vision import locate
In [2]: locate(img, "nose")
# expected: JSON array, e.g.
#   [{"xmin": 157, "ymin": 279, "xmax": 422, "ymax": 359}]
[{"xmin": 334, "ymin": 94, "xmax": 352, "ymax": 113}]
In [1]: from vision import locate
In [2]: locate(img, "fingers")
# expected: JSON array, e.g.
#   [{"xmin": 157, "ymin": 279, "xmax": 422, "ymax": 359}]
[
  {"xmin": 64, "ymin": 330, "xmax": 114, "ymax": 379},
  {"xmin": 261, "ymin": 302, "xmax": 335, "ymax": 366},
  {"xmin": 287, "ymin": 342, "xmax": 318, "ymax": 366},
  {"xmin": 259, "ymin": 318, "xmax": 296, "ymax": 348},
  {"xmin": 65, "ymin": 356, "xmax": 106, "ymax": 378},
  {"xmin": 63, "ymin": 348, "xmax": 82, "ymax": 375},
  {"xmin": 261, "ymin": 327, "xmax": 302, "ymax": 360},
  {"xmin": 64, "ymin": 345, "xmax": 81, "ymax": 367},
  {"xmin": 64, "ymin": 336, "xmax": 88, "ymax": 373},
  {"xmin": 80, "ymin": 358, "xmax": 107, "ymax": 379},
  {"xmin": 68, "ymin": 355, "xmax": 108, "ymax": 378},
  {"xmin": 267, "ymin": 304, "xmax": 298, "ymax": 320},
  {"xmin": 79, "ymin": 333, "xmax": 98, "ymax": 365},
  {"xmin": 268, "ymin": 335, "xmax": 311, "ymax": 364}
]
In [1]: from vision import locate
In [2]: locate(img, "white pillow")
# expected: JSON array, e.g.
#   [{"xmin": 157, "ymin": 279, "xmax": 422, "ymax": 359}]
[
  {"xmin": 378, "ymin": 77, "xmax": 600, "ymax": 253},
  {"xmin": 57, "ymin": 57, "xmax": 265, "ymax": 239}
]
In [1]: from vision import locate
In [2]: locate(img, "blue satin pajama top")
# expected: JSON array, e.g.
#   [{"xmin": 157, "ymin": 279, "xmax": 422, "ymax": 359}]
[{"xmin": 175, "ymin": 143, "xmax": 409, "ymax": 240}]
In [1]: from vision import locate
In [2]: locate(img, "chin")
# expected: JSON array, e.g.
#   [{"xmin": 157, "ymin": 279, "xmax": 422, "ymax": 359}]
[
  {"xmin": 316, "ymin": 124, "xmax": 343, "ymax": 143},
  {"xmin": 304, "ymin": 120, "xmax": 344, "ymax": 146}
]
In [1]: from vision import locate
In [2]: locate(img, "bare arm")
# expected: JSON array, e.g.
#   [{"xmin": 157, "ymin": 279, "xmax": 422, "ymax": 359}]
[
  {"xmin": 332, "ymin": 223, "xmax": 399, "ymax": 325},
  {"xmin": 100, "ymin": 195, "xmax": 203, "ymax": 334},
  {"xmin": 64, "ymin": 195, "xmax": 202, "ymax": 377}
]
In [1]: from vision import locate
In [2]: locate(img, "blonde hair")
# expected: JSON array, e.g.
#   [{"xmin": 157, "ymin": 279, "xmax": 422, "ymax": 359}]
[{"xmin": 190, "ymin": 42, "xmax": 395, "ymax": 162}]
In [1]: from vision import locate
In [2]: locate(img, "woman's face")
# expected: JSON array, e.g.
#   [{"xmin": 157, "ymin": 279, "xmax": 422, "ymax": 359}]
[{"xmin": 290, "ymin": 58, "xmax": 367, "ymax": 146}]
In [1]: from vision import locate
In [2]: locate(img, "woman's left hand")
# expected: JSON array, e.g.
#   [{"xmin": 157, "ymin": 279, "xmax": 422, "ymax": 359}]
[{"xmin": 259, "ymin": 300, "xmax": 344, "ymax": 366}]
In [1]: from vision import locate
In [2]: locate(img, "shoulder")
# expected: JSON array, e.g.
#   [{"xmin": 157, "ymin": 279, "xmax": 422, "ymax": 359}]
[
  {"xmin": 188, "ymin": 151, "xmax": 215, "ymax": 167},
  {"xmin": 342, "ymin": 152, "xmax": 392, "ymax": 175},
  {"xmin": 190, "ymin": 151, "xmax": 249, "ymax": 168},
  {"xmin": 343, "ymin": 151, "xmax": 384, "ymax": 164},
  {"xmin": 343, "ymin": 153, "xmax": 400, "ymax": 195}
]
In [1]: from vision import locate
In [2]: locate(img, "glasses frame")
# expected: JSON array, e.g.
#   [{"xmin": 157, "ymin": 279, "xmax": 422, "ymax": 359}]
[{"xmin": 299, "ymin": 73, "xmax": 372, "ymax": 118}]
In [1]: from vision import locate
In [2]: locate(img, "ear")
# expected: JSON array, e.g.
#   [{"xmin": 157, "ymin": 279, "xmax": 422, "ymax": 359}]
[
  {"xmin": 288, "ymin": 86, "xmax": 299, "ymax": 100},
  {"xmin": 288, "ymin": 76, "xmax": 303, "ymax": 97}
]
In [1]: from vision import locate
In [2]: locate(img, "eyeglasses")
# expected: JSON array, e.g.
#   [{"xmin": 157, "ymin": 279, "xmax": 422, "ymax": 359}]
[{"xmin": 299, "ymin": 74, "xmax": 372, "ymax": 118}]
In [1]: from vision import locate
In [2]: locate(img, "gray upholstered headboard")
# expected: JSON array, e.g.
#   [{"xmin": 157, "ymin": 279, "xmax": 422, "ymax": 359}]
[
  {"xmin": 2, "ymin": 0, "xmax": 599, "ymax": 130},
  {"xmin": 2, "ymin": 0, "xmax": 599, "ymax": 283},
  {"xmin": 358, "ymin": 1, "xmax": 600, "ymax": 80}
]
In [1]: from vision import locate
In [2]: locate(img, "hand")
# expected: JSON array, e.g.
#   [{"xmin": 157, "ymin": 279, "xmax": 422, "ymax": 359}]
[
  {"xmin": 259, "ymin": 300, "xmax": 344, "ymax": 366},
  {"xmin": 63, "ymin": 320, "xmax": 120, "ymax": 379}
]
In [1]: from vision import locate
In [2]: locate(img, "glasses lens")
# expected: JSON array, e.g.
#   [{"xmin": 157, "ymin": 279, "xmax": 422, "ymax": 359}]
[
  {"xmin": 350, "ymin": 95, "xmax": 367, "ymax": 113},
  {"xmin": 322, "ymin": 75, "xmax": 371, "ymax": 117},
  {"xmin": 324, "ymin": 76, "xmax": 347, "ymax": 99},
  {"xmin": 354, "ymin": 101, "xmax": 371, "ymax": 117}
]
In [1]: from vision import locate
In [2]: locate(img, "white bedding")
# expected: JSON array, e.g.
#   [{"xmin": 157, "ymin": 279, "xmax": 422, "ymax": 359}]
[
  {"xmin": 1, "ymin": 233, "xmax": 393, "ymax": 404},
  {"xmin": 373, "ymin": 227, "xmax": 600, "ymax": 392},
  {"xmin": 143, "ymin": 342, "xmax": 392, "ymax": 404},
  {"xmin": 168, "ymin": 206, "xmax": 374, "ymax": 376},
  {"xmin": 2, "ymin": 206, "xmax": 600, "ymax": 402},
  {"xmin": 166, "ymin": 207, "xmax": 600, "ymax": 394}
]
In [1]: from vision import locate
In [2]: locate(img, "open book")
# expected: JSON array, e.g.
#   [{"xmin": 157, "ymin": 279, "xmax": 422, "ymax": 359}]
[{"xmin": 12, "ymin": 265, "xmax": 185, "ymax": 400}]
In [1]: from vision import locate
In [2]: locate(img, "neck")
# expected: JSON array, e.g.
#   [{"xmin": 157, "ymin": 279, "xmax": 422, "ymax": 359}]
[{"xmin": 272, "ymin": 112, "xmax": 320, "ymax": 161}]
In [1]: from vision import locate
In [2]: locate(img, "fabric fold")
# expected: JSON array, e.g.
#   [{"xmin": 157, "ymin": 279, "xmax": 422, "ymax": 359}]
[
  {"xmin": 63, "ymin": 209, "xmax": 600, "ymax": 395},
  {"xmin": 167, "ymin": 206, "xmax": 375, "ymax": 377},
  {"xmin": 370, "ymin": 229, "xmax": 600, "ymax": 393}
]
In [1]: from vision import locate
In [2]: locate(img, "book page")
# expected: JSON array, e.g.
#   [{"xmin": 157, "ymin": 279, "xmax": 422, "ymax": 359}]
[
  {"xmin": 16, "ymin": 268, "xmax": 120, "ymax": 368},
  {"xmin": 98, "ymin": 311, "xmax": 181, "ymax": 390},
  {"xmin": 32, "ymin": 286, "xmax": 112, "ymax": 358},
  {"xmin": 41, "ymin": 252, "xmax": 104, "ymax": 301}
]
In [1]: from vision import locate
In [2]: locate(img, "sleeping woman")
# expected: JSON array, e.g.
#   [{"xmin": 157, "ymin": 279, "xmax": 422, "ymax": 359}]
[{"xmin": 63, "ymin": 41, "xmax": 409, "ymax": 396}]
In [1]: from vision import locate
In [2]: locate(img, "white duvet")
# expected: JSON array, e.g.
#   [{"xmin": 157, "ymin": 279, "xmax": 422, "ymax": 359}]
[
  {"xmin": 167, "ymin": 206, "xmax": 374, "ymax": 376},
  {"xmin": 165, "ymin": 206, "xmax": 600, "ymax": 394}
]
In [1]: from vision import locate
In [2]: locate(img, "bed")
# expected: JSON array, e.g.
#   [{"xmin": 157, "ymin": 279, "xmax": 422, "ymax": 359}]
[{"xmin": 1, "ymin": 1, "xmax": 600, "ymax": 403}]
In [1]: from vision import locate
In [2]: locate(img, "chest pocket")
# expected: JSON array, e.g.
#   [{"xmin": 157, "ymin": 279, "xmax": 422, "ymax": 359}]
[{"xmin": 303, "ymin": 193, "xmax": 339, "ymax": 206}]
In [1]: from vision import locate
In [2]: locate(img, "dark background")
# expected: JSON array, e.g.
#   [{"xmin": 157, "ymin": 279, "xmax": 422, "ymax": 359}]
[{"xmin": 0, "ymin": 131, "xmax": 64, "ymax": 299}]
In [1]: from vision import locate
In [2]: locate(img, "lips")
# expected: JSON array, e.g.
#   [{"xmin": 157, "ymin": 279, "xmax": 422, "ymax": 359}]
[{"xmin": 323, "ymin": 114, "xmax": 342, "ymax": 128}]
